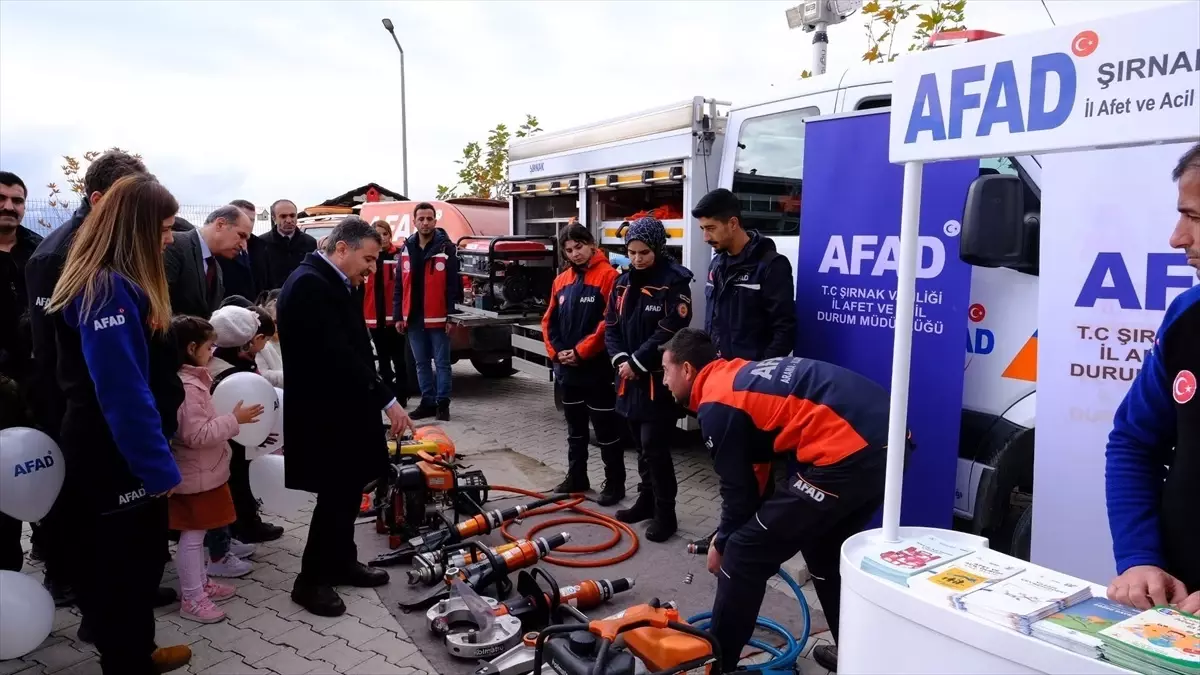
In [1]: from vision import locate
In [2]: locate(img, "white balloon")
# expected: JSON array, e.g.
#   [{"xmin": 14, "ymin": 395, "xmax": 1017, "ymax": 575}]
[
  {"xmin": 0, "ymin": 571, "xmax": 55, "ymax": 660},
  {"xmin": 0, "ymin": 427, "xmax": 65, "ymax": 522},
  {"xmin": 248, "ymin": 455, "xmax": 311, "ymax": 517},
  {"xmin": 245, "ymin": 388, "xmax": 284, "ymax": 461},
  {"xmin": 211, "ymin": 372, "xmax": 279, "ymax": 448}
]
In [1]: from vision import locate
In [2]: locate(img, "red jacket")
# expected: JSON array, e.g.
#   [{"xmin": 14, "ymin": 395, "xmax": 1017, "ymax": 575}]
[
  {"xmin": 541, "ymin": 250, "xmax": 618, "ymax": 386},
  {"xmin": 364, "ymin": 244, "xmax": 398, "ymax": 328},
  {"xmin": 396, "ymin": 228, "xmax": 461, "ymax": 330}
]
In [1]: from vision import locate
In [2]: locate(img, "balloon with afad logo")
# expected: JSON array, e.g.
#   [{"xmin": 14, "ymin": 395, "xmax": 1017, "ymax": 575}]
[
  {"xmin": 246, "ymin": 388, "xmax": 284, "ymax": 460},
  {"xmin": 211, "ymin": 372, "xmax": 278, "ymax": 448},
  {"xmin": 248, "ymin": 455, "xmax": 311, "ymax": 517},
  {"xmin": 0, "ymin": 570, "xmax": 55, "ymax": 659},
  {"xmin": 0, "ymin": 427, "xmax": 65, "ymax": 522}
]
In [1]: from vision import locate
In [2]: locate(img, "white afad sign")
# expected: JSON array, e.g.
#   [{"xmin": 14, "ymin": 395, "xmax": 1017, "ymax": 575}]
[
  {"xmin": 890, "ymin": 2, "xmax": 1200, "ymax": 163},
  {"xmin": 1033, "ymin": 142, "xmax": 1197, "ymax": 585}
]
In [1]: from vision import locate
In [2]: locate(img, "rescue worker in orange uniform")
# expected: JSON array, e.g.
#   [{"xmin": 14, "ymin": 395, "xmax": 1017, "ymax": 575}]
[
  {"xmin": 541, "ymin": 223, "xmax": 624, "ymax": 505},
  {"xmin": 660, "ymin": 328, "xmax": 912, "ymax": 673}
]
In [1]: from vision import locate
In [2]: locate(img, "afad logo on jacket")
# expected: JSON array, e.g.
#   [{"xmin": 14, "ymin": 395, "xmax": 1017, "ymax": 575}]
[{"xmin": 93, "ymin": 307, "xmax": 127, "ymax": 331}]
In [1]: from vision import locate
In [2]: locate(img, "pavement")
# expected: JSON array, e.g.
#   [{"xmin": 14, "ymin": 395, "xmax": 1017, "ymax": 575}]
[{"xmin": 3, "ymin": 363, "xmax": 834, "ymax": 675}]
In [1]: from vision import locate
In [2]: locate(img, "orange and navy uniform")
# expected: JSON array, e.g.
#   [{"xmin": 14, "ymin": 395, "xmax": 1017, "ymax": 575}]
[
  {"xmin": 363, "ymin": 243, "xmax": 398, "ymax": 328},
  {"xmin": 541, "ymin": 250, "xmax": 618, "ymax": 386},
  {"xmin": 689, "ymin": 356, "xmax": 896, "ymax": 553},
  {"xmin": 394, "ymin": 228, "xmax": 462, "ymax": 330}
]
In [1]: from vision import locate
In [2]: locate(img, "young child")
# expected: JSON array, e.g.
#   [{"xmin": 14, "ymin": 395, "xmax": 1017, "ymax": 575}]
[
  {"xmin": 205, "ymin": 306, "xmax": 279, "ymax": 575},
  {"xmin": 254, "ymin": 290, "xmax": 283, "ymax": 388},
  {"xmin": 169, "ymin": 315, "xmax": 264, "ymax": 623}
]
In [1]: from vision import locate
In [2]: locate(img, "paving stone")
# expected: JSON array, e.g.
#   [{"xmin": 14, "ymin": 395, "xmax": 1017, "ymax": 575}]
[
  {"xmin": 289, "ymin": 606, "xmax": 351, "ymax": 633},
  {"xmin": 0, "ymin": 657, "xmax": 38, "ymax": 675},
  {"xmin": 226, "ymin": 632, "xmax": 282, "ymax": 664},
  {"xmin": 189, "ymin": 620, "xmax": 258, "ymax": 647},
  {"xmin": 307, "ymin": 639, "xmax": 372, "ymax": 671},
  {"xmin": 241, "ymin": 609, "xmax": 297, "ymax": 640},
  {"xmin": 55, "ymin": 658, "xmax": 102, "ymax": 675},
  {"xmin": 249, "ymin": 564, "xmax": 293, "ymax": 591},
  {"xmin": 269, "ymin": 624, "xmax": 336, "ymax": 657},
  {"xmin": 184, "ymin": 639, "xmax": 236, "ymax": 674},
  {"xmin": 27, "ymin": 638, "xmax": 90, "ymax": 672},
  {"xmin": 196, "ymin": 655, "xmax": 274, "ymax": 675},
  {"xmin": 217, "ymin": 597, "xmax": 270, "ymax": 626},
  {"xmin": 50, "ymin": 608, "xmax": 81, "ymax": 632},
  {"xmin": 154, "ymin": 621, "xmax": 204, "ymax": 648},
  {"xmin": 345, "ymin": 654, "xmax": 407, "ymax": 675},
  {"xmin": 260, "ymin": 592, "xmax": 306, "ymax": 619},
  {"xmin": 231, "ymin": 580, "xmax": 280, "ymax": 605},
  {"xmin": 252, "ymin": 647, "xmax": 320, "ymax": 675},
  {"xmin": 343, "ymin": 596, "xmax": 391, "ymax": 624},
  {"xmin": 360, "ymin": 631, "xmax": 419, "ymax": 665},
  {"xmin": 318, "ymin": 617, "xmax": 386, "ymax": 648}
]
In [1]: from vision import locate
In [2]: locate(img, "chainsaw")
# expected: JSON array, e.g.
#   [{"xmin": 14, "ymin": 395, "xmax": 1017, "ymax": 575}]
[
  {"xmin": 531, "ymin": 599, "xmax": 722, "ymax": 675},
  {"xmin": 398, "ymin": 534, "xmax": 572, "ymax": 611},
  {"xmin": 375, "ymin": 442, "xmax": 489, "ymax": 548},
  {"xmin": 370, "ymin": 494, "xmax": 561, "ymax": 568},
  {"xmin": 428, "ymin": 567, "xmax": 635, "ymax": 660}
]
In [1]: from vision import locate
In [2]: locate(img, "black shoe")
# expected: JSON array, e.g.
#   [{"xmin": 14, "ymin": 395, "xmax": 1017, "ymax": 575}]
[
  {"xmin": 328, "ymin": 562, "xmax": 390, "ymax": 588},
  {"xmin": 411, "ymin": 402, "xmax": 437, "ymax": 420},
  {"xmin": 29, "ymin": 541, "xmax": 46, "ymax": 562},
  {"xmin": 291, "ymin": 582, "xmax": 346, "ymax": 617},
  {"xmin": 77, "ymin": 619, "xmax": 95, "ymax": 644},
  {"xmin": 645, "ymin": 510, "xmax": 677, "ymax": 543},
  {"xmin": 552, "ymin": 474, "xmax": 590, "ymax": 494},
  {"xmin": 154, "ymin": 586, "xmax": 179, "ymax": 607},
  {"xmin": 436, "ymin": 400, "xmax": 450, "ymax": 422},
  {"xmin": 596, "ymin": 481, "xmax": 625, "ymax": 507},
  {"xmin": 615, "ymin": 490, "xmax": 654, "ymax": 524},
  {"xmin": 233, "ymin": 519, "xmax": 284, "ymax": 544},
  {"xmin": 813, "ymin": 644, "xmax": 837, "ymax": 672}
]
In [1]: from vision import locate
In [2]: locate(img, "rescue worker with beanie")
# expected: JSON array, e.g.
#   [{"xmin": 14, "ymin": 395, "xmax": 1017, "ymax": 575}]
[
  {"xmin": 660, "ymin": 328, "xmax": 911, "ymax": 673},
  {"xmin": 693, "ymin": 188, "xmax": 796, "ymax": 361},
  {"xmin": 1106, "ymin": 141, "xmax": 1200, "ymax": 616},
  {"xmin": 542, "ymin": 223, "xmax": 624, "ymax": 505},
  {"xmin": 604, "ymin": 216, "xmax": 693, "ymax": 542},
  {"xmin": 394, "ymin": 202, "xmax": 462, "ymax": 421}
]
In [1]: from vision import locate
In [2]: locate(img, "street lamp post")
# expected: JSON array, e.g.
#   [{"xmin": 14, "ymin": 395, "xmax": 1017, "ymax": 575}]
[{"xmin": 381, "ymin": 18, "xmax": 409, "ymax": 198}]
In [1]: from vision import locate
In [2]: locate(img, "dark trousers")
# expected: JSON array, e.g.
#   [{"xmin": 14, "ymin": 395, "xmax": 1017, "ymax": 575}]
[
  {"xmin": 628, "ymin": 418, "xmax": 677, "ymax": 511},
  {"xmin": 562, "ymin": 383, "xmax": 624, "ymax": 484},
  {"xmin": 299, "ymin": 488, "xmax": 362, "ymax": 585},
  {"xmin": 0, "ymin": 512, "xmax": 22, "ymax": 571},
  {"xmin": 370, "ymin": 326, "xmax": 406, "ymax": 398},
  {"xmin": 70, "ymin": 498, "xmax": 168, "ymax": 675},
  {"xmin": 709, "ymin": 446, "xmax": 894, "ymax": 670}
]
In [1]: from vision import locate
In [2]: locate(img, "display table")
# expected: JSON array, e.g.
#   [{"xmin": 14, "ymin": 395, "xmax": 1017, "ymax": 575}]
[{"xmin": 839, "ymin": 526, "xmax": 1132, "ymax": 675}]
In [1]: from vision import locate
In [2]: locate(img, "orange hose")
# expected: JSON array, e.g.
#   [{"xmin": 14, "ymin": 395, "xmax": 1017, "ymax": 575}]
[{"xmin": 491, "ymin": 485, "xmax": 640, "ymax": 568}]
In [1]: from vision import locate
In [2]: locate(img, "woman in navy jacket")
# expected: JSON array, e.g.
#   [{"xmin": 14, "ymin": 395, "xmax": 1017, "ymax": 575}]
[
  {"xmin": 604, "ymin": 217, "xmax": 693, "ymax": 542},
  {"xmin": 45, "ymin": 174, "xmax": 186, "ymax": 675}
]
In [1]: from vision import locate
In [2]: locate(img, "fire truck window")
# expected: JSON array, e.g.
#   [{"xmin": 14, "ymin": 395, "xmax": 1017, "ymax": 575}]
[{"xmin": 731, "ymin": 107, "xmax": 819, "ymax": 236}]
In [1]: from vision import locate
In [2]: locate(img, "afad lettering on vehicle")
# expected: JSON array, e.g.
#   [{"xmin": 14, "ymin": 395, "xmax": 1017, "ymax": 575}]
[
  {"xmin": 904, "ymin": 37, "xmax": 1078, "ymax": 144},
  {"xmin": 1075, "ymin": 252, "xmax": 1196, "ymax": 311},
  {"xmin": 966, "ymin": 302, "xmax": 995, "ymax": 357}
]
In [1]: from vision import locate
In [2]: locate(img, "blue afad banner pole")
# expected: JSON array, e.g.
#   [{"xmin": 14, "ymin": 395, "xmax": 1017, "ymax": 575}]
[{"xmin": 794, "ymin": 112, "xmax": 977, "ymax": 529}]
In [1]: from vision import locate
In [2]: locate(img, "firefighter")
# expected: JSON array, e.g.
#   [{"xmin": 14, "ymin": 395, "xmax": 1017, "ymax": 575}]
[
  {"xmin": 660, "ymin": 328, "xmax": 911, "ymax": 673},
  {"xmin": 542, "ymin": 223, "xmax": 624, "ymax": 505},
  {"xmin": 604, "ymin": 217, "xmax": 693, "ymax": 542}
]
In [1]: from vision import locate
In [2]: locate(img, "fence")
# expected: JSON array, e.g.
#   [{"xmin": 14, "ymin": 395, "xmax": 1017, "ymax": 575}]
[{"xmin": 25, "ymin": 199, "xmax": 228, "ymax": 236}]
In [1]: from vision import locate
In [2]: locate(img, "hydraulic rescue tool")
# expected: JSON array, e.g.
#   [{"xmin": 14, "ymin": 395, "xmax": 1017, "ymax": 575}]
[
  {"xmin": 398, "ymin": 533, "xmax": 572, "ymax": 611},
  {"xmin": 531, "ymin": 599, "xmax": 721, "ymax": 675},
  {"xmin": 408, "ymin": 542, "xmax": 524, "ymax": 586},
  {"xmin": 370, "ymin": 495, "xmax": 561, "ymax": 567},
  {"xmin": 376, "ymin": 443, "xmax": 489, "ymax": 547},
  {"xmin": 427, "ymin": 568, "xmax": 635, "ymax": 660}
]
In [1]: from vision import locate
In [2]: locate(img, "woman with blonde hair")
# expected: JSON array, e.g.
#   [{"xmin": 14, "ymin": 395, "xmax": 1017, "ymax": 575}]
[{"xmin": 46, "ymin": 173, "xmax": 191, "ymax": 674}]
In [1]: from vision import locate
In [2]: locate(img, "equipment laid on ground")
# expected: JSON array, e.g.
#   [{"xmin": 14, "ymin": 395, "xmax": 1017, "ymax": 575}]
[
  {"xmin": 532, "ymin": 599, "xmax": 721, "ymax": 675},
  {"xmin": 458, "ymin": 235, "xmax": 557, "ymax": 315},
  {"xmin": 428, "ymin": 567, "xmax": 635, "ymax": 660},
  {"xmin": 399, "ymin": 534, "xmax": 572, "ymax": 611},
  {"xmin": 371, "ymin": 494, "xmax": 562, "ymax": 567},
  {"xmin": 473, "ymin": 631, "xmax": 543, "ymax": 675},
  {"xmin": 409, "ymin": 542, "xmax": 524, "ymax": 586}
]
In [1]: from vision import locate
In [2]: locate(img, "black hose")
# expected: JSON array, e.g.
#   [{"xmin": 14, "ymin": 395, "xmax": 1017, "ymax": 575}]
[
  {"xmin": 589, "ymin": 639, "xmax": 612, "ymax": 675},
  {"xmin": 531, "ymin": 624, "xmax": 582, "ymax": 675}
]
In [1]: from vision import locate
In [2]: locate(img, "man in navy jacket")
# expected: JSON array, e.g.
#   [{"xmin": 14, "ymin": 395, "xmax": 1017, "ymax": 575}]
[
  {"xmin": 693, "ymin": 188, "xmax": 796, "ymax": 361},
  {"xmin": 1106, "ymin": 142, "xmax": 1200, "ymax": 615}
]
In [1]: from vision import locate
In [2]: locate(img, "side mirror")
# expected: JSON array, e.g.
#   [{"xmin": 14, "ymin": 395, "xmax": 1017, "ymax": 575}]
[{"xmin": 960, "ymin": 174, "xmax": 1038, "ymax": 274}]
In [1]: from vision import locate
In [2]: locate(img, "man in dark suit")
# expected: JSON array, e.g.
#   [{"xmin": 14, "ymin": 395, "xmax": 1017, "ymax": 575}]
[
  {"xmin": 261, "ymin": 199, "xmax": 317, "ymax": 290},
  {"xmin": 164, "ymin": 205, "xmax": 252, "ymax": 319},
  {"xmin": 277, "ymin": 216, "xmax": 413, "ymax": 616},
  {"xmin": 219, "ymin": 200, "xmax": 272, "ymax": 301}
]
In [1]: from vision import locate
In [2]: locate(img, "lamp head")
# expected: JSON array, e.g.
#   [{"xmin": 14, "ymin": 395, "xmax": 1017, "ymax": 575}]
[{"xmin": 382, "ymin": 18, "xmax": 394, "ymax": 32}]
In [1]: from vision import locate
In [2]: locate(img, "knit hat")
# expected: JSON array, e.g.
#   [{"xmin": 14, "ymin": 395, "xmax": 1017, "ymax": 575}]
[
  {"xmin": 624, "ymin": 216, "xmax": 667, "ymax": 255},
  {"xmin": 210, "ymin": 306, "xmax": 260, "ymax": 348}
]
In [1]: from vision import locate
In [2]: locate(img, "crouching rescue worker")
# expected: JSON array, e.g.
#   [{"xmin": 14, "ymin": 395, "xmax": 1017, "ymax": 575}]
[
  {"xmin": 605, "ymin": 217, "xmax": 693, "ymax": 542},
  {"xmin": 542, "ymin": 223, "xmax": 625, "ymax": 504},
  {"xmin": 660, "ymin": 328, "xmax": 911, "ymax": 673}
]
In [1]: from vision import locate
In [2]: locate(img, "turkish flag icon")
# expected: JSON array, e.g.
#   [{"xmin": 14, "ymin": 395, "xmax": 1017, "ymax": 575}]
[{"xmin": 1174, "ymin": 370, "xmax": 1196, "ymax": 405}]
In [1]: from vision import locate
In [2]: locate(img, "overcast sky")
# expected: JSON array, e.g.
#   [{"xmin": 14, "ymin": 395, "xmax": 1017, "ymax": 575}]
[{"xmin": 0, "ymin": 0, "xmax": 1176, "ymax": 213}]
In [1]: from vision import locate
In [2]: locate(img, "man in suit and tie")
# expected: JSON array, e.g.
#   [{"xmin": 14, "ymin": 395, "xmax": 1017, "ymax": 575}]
[{"xmin": 165, "ymin": 205, "xmax": 253, "ymax": 319}]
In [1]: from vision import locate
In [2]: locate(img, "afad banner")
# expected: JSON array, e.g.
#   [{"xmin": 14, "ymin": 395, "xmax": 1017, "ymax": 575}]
[
  {"xmin": 1033, "ymin": 142, "xmax": 1197, "ymax": 585},
  {"xmin": 794, "ymin": 112, "xmax": 977, "ymax": 529},
  {"xmin": 889, "ymin": 1, "xmax": 1199, "ymax": 164}
]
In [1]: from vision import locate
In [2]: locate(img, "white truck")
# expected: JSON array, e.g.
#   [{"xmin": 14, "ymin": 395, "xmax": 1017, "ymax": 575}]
[{"xmin": 506, "ymin": 32, "xmax": 1041, "ymax": 558}]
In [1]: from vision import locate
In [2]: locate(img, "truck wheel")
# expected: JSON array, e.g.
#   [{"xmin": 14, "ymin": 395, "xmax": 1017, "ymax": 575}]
[
  {"xmin": 1010, "ymin": 505, "xmax": 1033, "ymax": 562},
  {"xmin": 471, "ymin": 356, "xmax": 515, "ymax": 378}
]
